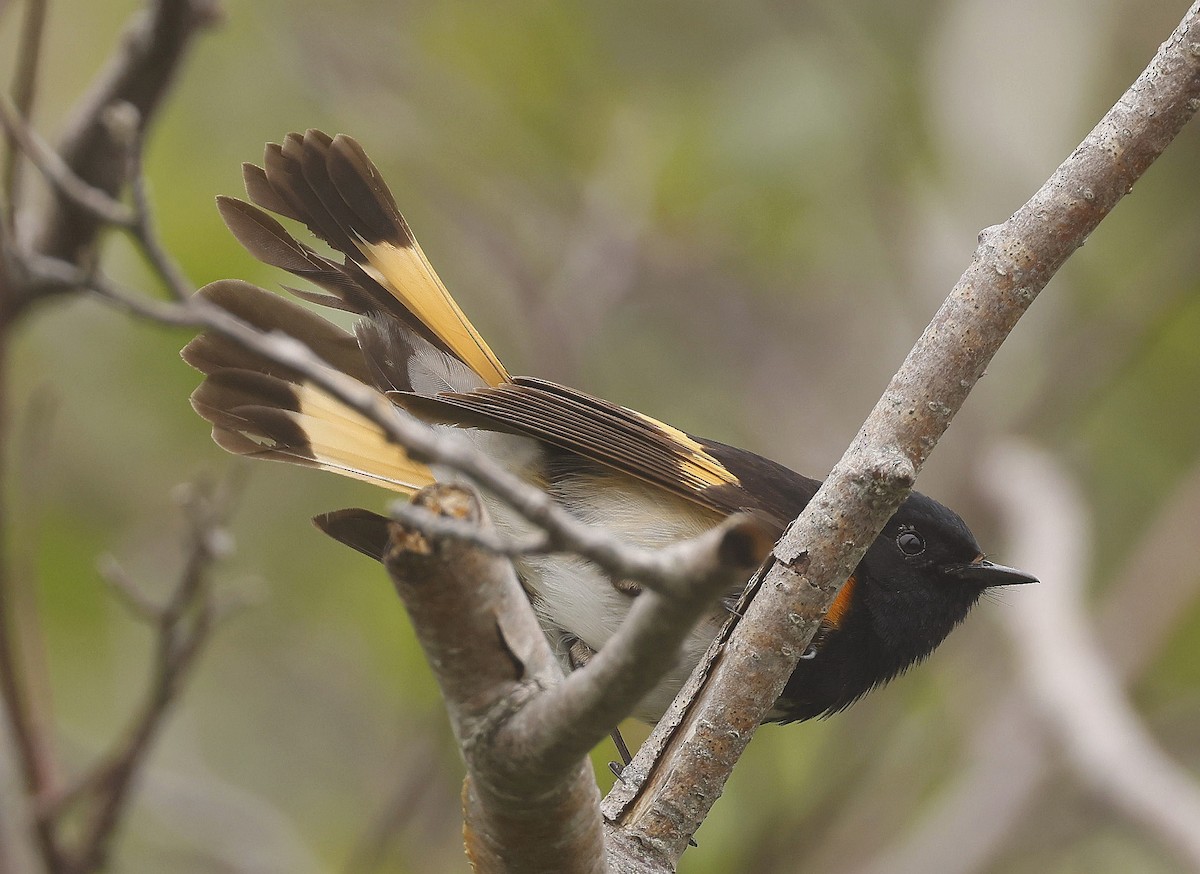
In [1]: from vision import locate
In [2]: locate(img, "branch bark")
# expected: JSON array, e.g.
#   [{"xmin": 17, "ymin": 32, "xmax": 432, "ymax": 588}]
[
  {"xmin": 7, "ymin": 0, "xmax": 219, "ymax": 318},
  {"xmin": 66, "ymin": 481, "xmax": 233, "ymax": 873},
  {"xmin": 381, "ymin": 483, "xmax": 768, "ymax": 874},
  {"xmin": 0, "ymin": 2, "xmax": 221, "ymax": 870},
  {"xmin": 602, "ymin": 3, "xmax": 1200, "ymax": 861},
  {"xmin": 4, "ymin": 3, "xmax": 1199, "ymax": 871}
]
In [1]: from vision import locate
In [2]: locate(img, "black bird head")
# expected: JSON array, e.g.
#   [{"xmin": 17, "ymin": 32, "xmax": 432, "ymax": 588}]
[{"xmin": 772, "ymin": 490, "xmax": 1037, "ymax": 723}]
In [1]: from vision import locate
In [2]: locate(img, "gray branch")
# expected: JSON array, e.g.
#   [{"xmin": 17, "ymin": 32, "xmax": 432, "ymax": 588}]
[
  {"xmin": 985, "ymin": 442, "xmax": 1200, "ymax": 871},
  {"xmin": 7, "ymin": 2, "xmax": 1200, "ymax": 871},
  {"xmin": 19, "ymin": 0, "xmax": 219, "ymax": 309},
  {"xmin": 380, "ymin": 484, "xmax": 765, "ymax": 874},
  {"xmin": 602, "ymin": 3, "xmax": 1200, "ymax": 861}
]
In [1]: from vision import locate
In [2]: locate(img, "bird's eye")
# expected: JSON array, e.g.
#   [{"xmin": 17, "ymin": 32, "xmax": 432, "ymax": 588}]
[{"xmin": 897, "ymin": 530, "xmax": 926, "ymax": 556}]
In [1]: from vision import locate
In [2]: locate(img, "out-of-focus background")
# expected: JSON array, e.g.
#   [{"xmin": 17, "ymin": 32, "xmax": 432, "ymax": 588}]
[{"xmin": 2, "ymin": 1, "xmax": 1199, "ymax": 872}]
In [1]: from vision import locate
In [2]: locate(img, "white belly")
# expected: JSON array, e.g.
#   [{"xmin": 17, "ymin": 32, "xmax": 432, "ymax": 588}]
[{"xmin": 438, "ymin": 431, "xmax": 728, "ymax": 722}]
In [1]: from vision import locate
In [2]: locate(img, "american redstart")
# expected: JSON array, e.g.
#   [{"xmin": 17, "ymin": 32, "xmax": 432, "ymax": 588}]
[{"xmin": 183, "ymin": 130, "xmax": 1037, "ymax": 724}]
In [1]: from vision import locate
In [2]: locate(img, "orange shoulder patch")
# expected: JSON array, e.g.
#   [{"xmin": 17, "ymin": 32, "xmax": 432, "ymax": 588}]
[{"xmin": 825, "ymin": 575, "xmax": 857, "ymax": 629}]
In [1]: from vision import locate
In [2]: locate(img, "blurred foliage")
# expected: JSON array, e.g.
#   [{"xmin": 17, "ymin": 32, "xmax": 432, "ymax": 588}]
[{"xmin": 2, "ymin": 0, "xmax": 1199, "ymax": 871}]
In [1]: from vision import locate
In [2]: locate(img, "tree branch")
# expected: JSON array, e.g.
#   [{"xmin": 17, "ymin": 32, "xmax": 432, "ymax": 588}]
[
  {"xmin": 16, "ymin": 0, "xmax": 219, "ymax": 315},
  {"xmin": 0, "ymin": 325, "xmax": 62, "ymax": 871},
  {"xmin": 1, "ymin": 0, "xmax": 47, "ymax": 227},
  {"xmin": 0, "ymin": 96, "xmax": 136, "ymax": 228},
  {"xmin": 378, "ymin": 482, "xmax": 769, "ymax": 873},
  {"xmin": 42, "ymin": 479, "xmax": 235, "ymax": 874},
  {"xmin": 17, "ymin": 260, "xmax": 761, "ymax": 604},
  {"xmin": 842, "ymin": 447, "xmax": 1200, "ymax": 874},
  {"xmin": 0, "ymin": 3, "xmax": 221, "ymax": 869},
  {"xmin": 501, "ymin": 514, "xmax": 771, "ymax": 778},
  {"xmin": 5, "ymin": 3, "xmax": 1199, "ymax": 871},
  {"xmin": 602, "ymin": 3, "xmax": 1200, "ymax": 860},
  {"xmin": 381, "ymin": 483, "xmax": 601, "ymax": 874},
  {"xmin": 983, "ymin": 442, "xmax": 1200, "ymax": 871}
]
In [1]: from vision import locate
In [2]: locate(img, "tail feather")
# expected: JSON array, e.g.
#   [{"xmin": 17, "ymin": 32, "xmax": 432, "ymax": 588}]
[
  {"xmin": 354, "ymin": 319, "xmax": 484, "ymax": 396},
  {"xmin": 182, "ymin": 280, "xmax": 370, "ymax": 382},
  {"xmin": 241, "ymin": 161, "xmax": 301, "ymax": 223},
  {"xmin": 184, "ymin": 280, "xmax": 435, "ymax": 494},
  {"xmin": 312, "ymin": 508, "xmax": 392, "ymax": 562},
  {"xmin": 189, "ymin": 359, "xmax": 434, "ymax": 495},
  {"xmin": 242, "ymin": 129, "xmax": 510, "ymax": 388},
  {"xmin": 217, "ymin": 195, "xmax": 403, "ymax": 319},
  {"xmin": 185, "ymin": 131, "xmax": 509, "ymax": 497}
]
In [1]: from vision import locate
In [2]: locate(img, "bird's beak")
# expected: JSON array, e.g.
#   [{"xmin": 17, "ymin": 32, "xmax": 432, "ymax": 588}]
[{"xmin": 946, "ymin": 557, "xmax": 1038, "ymax": 587}]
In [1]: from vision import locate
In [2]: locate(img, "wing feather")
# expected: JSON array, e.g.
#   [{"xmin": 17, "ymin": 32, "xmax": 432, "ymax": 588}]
[{"xmin": 394, "ymin": 378, "xmax": 815, "ymax": 523}]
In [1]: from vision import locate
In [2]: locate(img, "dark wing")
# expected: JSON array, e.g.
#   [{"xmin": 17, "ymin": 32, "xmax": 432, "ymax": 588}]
[{"xmin": 397, "ymin": 376, "xmax": 819, "ymax": 527}]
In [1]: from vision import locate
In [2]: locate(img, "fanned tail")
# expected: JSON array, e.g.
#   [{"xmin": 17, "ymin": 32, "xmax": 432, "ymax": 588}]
[
  {"xmin": 184, "ymin": 130, "xmax": 509, "ymax": 496},
  {"xmin": 218, "ymin": 129, "xmax": 509, "ymax": 387},
  {"xmin": 182, "ymin": 281, "xmax": 435, "ymax": 494}
]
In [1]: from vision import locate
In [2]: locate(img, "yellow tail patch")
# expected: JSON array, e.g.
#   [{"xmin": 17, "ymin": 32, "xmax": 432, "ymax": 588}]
[{"xmin": 358, "ymin": 238, "xmax": 510, "ymax": 388}]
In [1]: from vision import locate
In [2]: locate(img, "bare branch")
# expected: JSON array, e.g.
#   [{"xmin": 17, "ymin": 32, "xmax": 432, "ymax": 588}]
[
  {"xmin": 30, "ymin": 250, "xmax": 773, "ymax": 868},
  {"xmin": 123, "ymin": 121, "xmax": 193, "ymax": 300},
  {"xmin": 603, "ymin": 4, "xmax": 1200, "ymax": 859},
  {"xmin": 383, "ymin": 483, "xmax": 767, "ymax": 873},
  {"xmin": 388, "ymin": 500, "xmax": 555, "ymax": 558},
  {"xmin": 5, "ymin": 4, "xmax": 1194, "ymax": 871},
  {"xmin": 2, "ymin": 0, "xmax": 48, "ymax": 224},
  {"xmin": 505, "ymin": 514, "xmax": 771, "ymax": 777},
  {"xmin": 61, "ymin": 478, "xmax": 234, "ymax": 873},
  {"xmin": 96, "ymin": 556, "xmax": 169, "ymax": 623},
  {"xmin": 19, "ymin": 258, "xmax": 762, "ymax": 604},
  {"xmin": 28, "ymin": 0, "xmax": 221, "ymax": 287},
  {"xmin": 0, "ymin": 96, "xmax": 136, "ymax": 228},
  {"xmin": 843, "ymin": 449, "xmax": 1200, "ymax": 874},
  {"xmin": 381, "ymin": 483, "xmax": 603, "ymax": 874},
  {"xmin": 983, "ymin": 442, "xmax": 1200, "ymax": 871},
  {"xmin": 0, "ymin": 301, "xmax": 63, "ymax": 874}
]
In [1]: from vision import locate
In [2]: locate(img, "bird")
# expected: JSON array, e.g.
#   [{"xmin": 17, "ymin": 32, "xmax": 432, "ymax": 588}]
[{"xmin": 182, "ymin": 130, "xmax": 1037, "ymax": 725}]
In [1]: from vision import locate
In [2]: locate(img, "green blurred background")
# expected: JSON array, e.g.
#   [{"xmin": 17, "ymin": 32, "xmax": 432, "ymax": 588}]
[{"xmin": 2, "ymin": 0, "xmax": 1199, "ymax": 871}]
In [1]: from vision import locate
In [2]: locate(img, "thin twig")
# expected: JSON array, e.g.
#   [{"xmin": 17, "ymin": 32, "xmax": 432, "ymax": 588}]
[
  {"xmin": 20, "ymin": 253, "xmax": 770, "ymax": 601},
  {"xmin": 389, "ymin": 501, "xmax": 553, "ymax": 556},
  {"xmin": 503, "ymin": 513, "xmax": 773, "ymax": 776},
  {"xmin": 0, "ymin": 385, "xmax": 61, "ymax": 862},
  {"xmin": 843, "ymin": 450, "xmax": 1200, "ymax": 874},
  {"xmin": 0, "ymin": 94, "xmax": 193, "ymax": 306},
  {"xmin": 29, "ymin": 0, "xmax": 221, "ymax": 300},
  {"xmin": 66, "ymin": 479, "xmax": 233, "ymax": 873},
  {"xmin": 0, "ymin": 322, "xmax": 63, "ymax": 872},
  {"xmin": 0, "ymin": 2, "xmax": 220, "ymax": 870},
  {"xmin": 0, "ymin": 95, "xmax": 136, "ymax": 228},
  {"xmin": 2, "ymin": 0, "xmax": 48, "ymax": 225},
  {"xmin": 124, "ymin": 116, "xmax": 193, "ymax": 300},
  {"xmin": 96, "ymin": 556, "xmax": 168, "ymax": 623}
]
